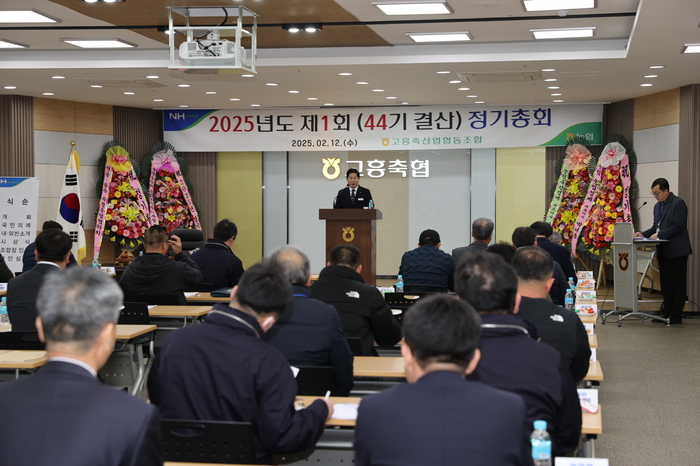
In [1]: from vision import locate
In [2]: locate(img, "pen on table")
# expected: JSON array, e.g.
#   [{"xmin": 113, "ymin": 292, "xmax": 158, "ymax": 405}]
[{"xmin": 324, "ymin": 390, "xmax": 331, "ymax": 400}]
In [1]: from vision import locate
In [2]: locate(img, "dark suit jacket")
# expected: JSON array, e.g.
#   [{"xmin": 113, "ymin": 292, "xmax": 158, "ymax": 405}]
[
  {"xmin": 334, "ymin": 185, "xmax": 373, "ymax": 209},
  {"xmin": 354, "ymin": 371, "xmax": 532, "ymax": 466},
  {"xmin": 0, "ymin": 360, "xmax": 162, "ymax": 466},
  {"xmin": 7, "ymin": 262, "xmax": 62, "ymax": 332},
  {"xmin": 642, "ymin": 192, "xmax": 693, "ymax": 259},
  {"xmin": 537, "ymin": 237, "xmax": 577, "ymax": 285},
  {"xmin": 190, "ymin": 238, "xmax": 245, "ymax": 289},
  {"xmin": 451, "ymin": 241, "xmax": 488, "ymax": 264},
  {"xmin": 22, "ymin": 242, "xmax": 77, "ymax": 272}
]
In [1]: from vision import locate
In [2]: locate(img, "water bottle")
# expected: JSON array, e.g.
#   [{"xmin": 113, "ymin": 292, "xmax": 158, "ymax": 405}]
[
  {"xmin": 92, "ymin": 256, "xmax": 100, "ymax": 268},
  {"xmin": 564, "ymin": 288, "xmax": 574, "ymax": 311},
  {"xmin": 530, "ymin": 420, "xmax": 552, "ymax": 466},
  {"xmin": 368, "ymin": 199, "xmax": 374, "ymax": 209},
  {"xmin": 139, "ymin": 250, "xmax": 144, "ymax": 257},
  {"xmin": 0, "ymin": 297, "xmax": 9, "ymax": 326},
  {"xmin": 568, "ymin": 276, "xmax": 576, "ymax": 290},
  {"xmin": 395, "ymin": 275, "xmax": 404, "ymax": 293}
]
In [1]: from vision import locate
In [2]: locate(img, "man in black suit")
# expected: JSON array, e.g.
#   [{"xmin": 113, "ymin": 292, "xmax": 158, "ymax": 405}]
[
  {"xmin": 354, "ymin": 294, "xmax": 531, "ymax": 466},
  {"xmin": 8, "ymin": 229, "xmax": 72, "ymax": 332},
  {"xmin": 333, "ymin": 168, "xmax": 373, "ymax": 209},
  {"xmin": 452, "ymin": 217, "xmax": 494, "ymax": 264},
  {"xmin": 22, "ymin": 220, "xmax": 77, "ymax": 272},
  {"xmin": 191, "ymin": 218, "xmax": 245, "ymax": 289},
  {"xmin": 0, "ymin": 267, "xmax": 162, "ymax": 466},
  {"xmin": 635, "ymin": 178, "xmax": 693, "ymax": 324},
  {"xmin": 531, "ymin": 221, "xmax": 577, "ymax": 286},
  {"xmin": 264, "ymin": 246, "xmax": 354, "ymax": 396}
]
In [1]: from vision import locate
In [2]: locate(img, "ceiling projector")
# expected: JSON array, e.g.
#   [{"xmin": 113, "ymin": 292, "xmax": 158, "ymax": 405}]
[{"xmin": 178, "ymin": 39, "xmax": 247, "ymax": 67}]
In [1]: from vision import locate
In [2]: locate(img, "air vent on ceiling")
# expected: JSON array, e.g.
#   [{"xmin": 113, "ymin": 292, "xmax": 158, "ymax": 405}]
[
  {"xmin": 457, "ymin": 71, "xmax": 542, "ymax": 82},
  {"xmin": 75, "ymin": 78, "xmax": 168, "ymax": 88}
]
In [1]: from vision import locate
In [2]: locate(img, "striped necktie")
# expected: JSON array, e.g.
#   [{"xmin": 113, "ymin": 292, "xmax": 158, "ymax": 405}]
[{"xmin": 351, "ymin": 188, "xmax": 356, "ymax": 205}]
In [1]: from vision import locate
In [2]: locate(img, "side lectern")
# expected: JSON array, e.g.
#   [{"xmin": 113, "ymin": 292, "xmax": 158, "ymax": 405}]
[{"xmin": 319, "ymin": 209, "xmax": 382, "ymax": 286}]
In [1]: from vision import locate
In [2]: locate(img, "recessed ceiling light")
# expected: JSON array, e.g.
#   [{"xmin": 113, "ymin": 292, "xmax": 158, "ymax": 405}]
[
  {"xmin": 544, "ymin": 78, "xmax": 558, "ymax": 82},
  {"xmin": 266, "ymin": 83, "xmax": 278, "ymax": 86},
  {"xmin": 531, "ymin": 27, "xmax": 595, "ymax": 40},
  {"xmin": 548, "ymin": 86, "xmax": 560, "ymax": 89},
  {"xmin": 373, "ymin": 89, "xmax": 384, "ymax": 92},
  {"xmin": 437, "ymin": 71, "xmax": 450, "ymax": 74},
  {"xmin": 324, "ymin": 103, "xmax": 334, "ymax": 106},
  {"xmin": 402, "ymin": 102, "xmax": 409, "ymax": 105},
  {"xmin": 553, "ymin": 99, "xmax": 564, "ymax": 102},
  {"xmin": 241, "ymin": 74, "xmax": 255, "ymax": 78},
  {"xmin": 61, "ymin": 38, "xmax": 135, "ymax": 48},
  {"xmin": 230, "ymin": 98, "xmax": 240, "ymax": 101},
  {"xmin": 123, "ymin": 92, "xmax": 134, "ymax": 95},
  {"xmin": 458, "ymin": 87, "xmax": 470, "ymax": 91},
  {"xmin": 146, "ymin": 75, "xmax": 159, "ymax": 79},
  {"xmin": 178, "ymin": 84, "xmax": 190, "ymax": 88},
  {"xmin": 374, "ymin": 1, "xmax": 453, "ymax": 15},
  {"xmin": 339, "ymin": 72, "xmax": 352, "ymax": 76},
  {"xmin": 4, "ymin": 86, "xmax": 17, "ymax": 90},
  {"xmin": 449, "ymin": 80, "xmax": 461, "ymax": 84},
  {"xmin": 0, "ymin": 39, "xmax": 27, "ymax": 49},
  {"xmin": 386, "ymin": 96, "xmax": 397, "ymax": 99},
  {"xmin": 90, "ymin": 85, "xmax": 102, "ymax": 88},
  {"xmin": 641, "ymin": 83, "xmax": 653, "ymax": 87},
  {"xmin": 307, "ymin": 97, "xmax": 318, "ymax": 100},
  {"xmin": 51, "ymin": 76, "xmax": 65, "ymax": 79},
  {"xmin": 42, "ymin": 93, "xmax": 54, "ymax": 96},
  {"xmin": 475, "ymin": 101, "xmax": 485, "ymax": 104},
  {"xmin": 288, "ymin": 90, "xmax": 300, "ymax": 94},
  {"xmin": 407, "ymin": 32, "xmax": 471, "ymax": 43},
  {"xmin": 682, "ymin": 44, "xmax": 700, "ymax": 54},
  {"xmin": 0, "ymin": 9, "xmax": 60, "ymax": 23},
  {"xmin": 523, "ymin": 0, "xmax": 593, "ymax": 12},
  {"xmin": 356, "ymin": 81, "xmax": 369, "ymax": 85},
  {"xmin": 179, "ymin": 105, "xmax": 188, "ymax": 108},
  {"xmin": 644, "ymin": 75, "xmax": 658, "ymax": 78},
  {"xmin": 551, "ymin": 93, "xmax": 562, "ymax": 96},
  {"xmin": 153, "ymin": 99, "xmax": 163, "ymax": 102},
  {"xmin": 542, "ymin": 68, "xmax": 556, "ymax": 72},
  {"xmin": 251, "ymin": 104, "xmax": 261, "ymax": 107},
  {"xmin": 467, "ymin": 95, "xmax": 478, "ymax": 98},
  {"xmin": 649, "ymin": 65, "xmax": 665, "ymax": 69},
  {"xmin": 286, "ymin": 27, "xmax": 300, "ymax": 33},
  {"xmin": 205, "ymin": 91, "xmax": 217, "ymax": 95}
]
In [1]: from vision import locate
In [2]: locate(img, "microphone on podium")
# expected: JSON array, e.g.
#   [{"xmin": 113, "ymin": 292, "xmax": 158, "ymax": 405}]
[{"xmin": 634, "ymin": 201, "xmax": 647, "ymax": 214}]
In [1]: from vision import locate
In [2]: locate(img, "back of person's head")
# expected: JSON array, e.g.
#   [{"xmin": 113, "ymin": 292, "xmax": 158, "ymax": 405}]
[
  {"xmin": 419, "ymin": 229, "xmax": 441, "ymax": 246},
  {"xmin": 36, "ymin": 229, "xmax": 72, "ymax": 262},
  {"xmin": 551, "ymin": 230, "xmax": 563, "ymax": 244},
  {"xmin": 329, "ymin": 244, "xmax": 361, "ymax": 269},
  {"xmin": 42, "ymin": 220, "xmax": 62, "ymax": 231},
  {"xmin": 269, "ymin": 245, "xmax": 310, "ymax": 285},
  {"xmin": 651, "ymin": 177, "xmax": 669, "ymax": 191},
  {"xmin": 530, "ymin": 221, "xmax": 553, "ymax": 237},
  {"xmin": 472, "ymin": 218, "xmax": 494, "ymax": 240},
  {"xmin": 512, "ymin": 246, "xmax": 554, "ymax": 283},
  {"xmin": 37, "ymin": 267, "xmax": 122, "ymax": 352},
  {"xmin": 144, "ymin": 225, "xmax": 168, "ymax": 249},
  {"xmin": 213, "ymin": 219, "xmax": 238, "ymax": 242},
  {"xmin": 455, "ymin": 252, "xmax": 517, "ymax": 314},
  {"xmin": 512, "ymin": 226, "xmax": 537, "ymax": 248},
  {"xmin": 486, "ymin": 241, "xmax": 517, "ymax": 264},
  {"xmin": 234, "ymin": 261, "xmax": 292, "ymax": 317},
  {"xmin": 404, "ymin": 294, "xmax": 481, "ymax": 371}
]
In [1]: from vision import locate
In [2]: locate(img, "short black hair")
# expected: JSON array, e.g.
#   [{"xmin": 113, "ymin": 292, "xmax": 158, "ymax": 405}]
[
  {"xmin": 213, "ymin": 219, "xmax": 238, "ymax": 242},
  {"xmin": 455, "ymin": 252, "xmax": 517, "ymax": 314},
  {"xmin": 235, "ymin": 260, "xmax": 292, "ymax": 317},
  {"xmin": 404, "ymin": 294, "xmax": 481, "ymax": 371},
  {"xmin": 144, "ymin": 225, "xmax": 168, "ymax": 247},
  {"xmin": 512, "ymin": 246, "xmax": 554, "ymax": 283},
  {"xmin": 530, "ymin": 221, "xmax": 553, "ymax": 237},
  {"xmin": 36, "ymin": 229, "xmax": 72, "ymax": 262},
  {"xmin": 472, "ymin": 218, "xmax": 494, "ymax": 240},
  {"xmin": 42, "ymin": 220, "xmax": 62, "ymax": 231},
  {"xmin": 486, "ymin": 242, "xmax": 517, "ymax": 264},
  {"xmin": 346, "ymin": 168, "xmax": 360, "ymax": 178},
  {"xmin": 651, "ymin": 178, "xmax": 669, "ymax": 192},
  {"xmin": 329, "ymin": 244, "xmax": 361, "ymax": 269},
  {"xmin": 512, "ymin": 226, "xmax": 537, "ymax": 248}
]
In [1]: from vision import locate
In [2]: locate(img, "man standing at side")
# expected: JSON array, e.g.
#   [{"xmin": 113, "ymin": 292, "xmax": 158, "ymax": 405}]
[
  {"xmin": 452, "ymin": 217, "xmax": 494, "ymax": 264},
  {"xmin": 354, "ymin": 294, "xmax": 531, "ymax": 466},
  {"xmin": 512, "ymin": 246, "xmax": 591, "ymax": 382},
  {"xmin": 0, "ymin": 267, "xmax": 162, "ymax": 466},
  {"xmin": 311, "ymin": 245, "xmax": 402, "ymax": 356},
  {"xmin": 8, "ymin": 229, "xmax": 72, "ymax": 332},
  {"xmin": 398, "ymin": 229, "xmax": 455, "ymax": 291},
  {"xmin": 120, "ymin": 225, "xmax": 202, "ymax": 304},
  {"xmin": 531, "ymin": 221, "xmax": 577, "ymax": 286},
  {"xmin": 635, "ymin": 178, "xmax": 692, "ymax": 324},
  {"xmin": 148, "ymin": 261, "xmax": 332, "ymax": 465},
  {"xmin": 264, "ymin": 246, "xmax": 354, "ymax": 396},
  {"xmin": 191, "ymin": 219, "xmax": 245, "ymax": 289}
]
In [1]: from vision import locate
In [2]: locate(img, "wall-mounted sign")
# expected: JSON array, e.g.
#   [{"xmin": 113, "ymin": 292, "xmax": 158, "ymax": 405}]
[
  {"xmin": 163, "ymin": 104, "xmax": 603, "ymax": 152},
  {"xmin": 0, "ymin": 177, "xmax": 40, "ymax": 273},
  {"xmin": 323, "ymin": 158, "xmax": 430, "ymax": 179}
]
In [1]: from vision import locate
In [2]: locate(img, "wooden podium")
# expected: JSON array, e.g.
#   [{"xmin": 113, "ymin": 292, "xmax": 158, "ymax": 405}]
[{"xmin": 319, "ymin": 209, "xmax": 382, "ymax": 286}]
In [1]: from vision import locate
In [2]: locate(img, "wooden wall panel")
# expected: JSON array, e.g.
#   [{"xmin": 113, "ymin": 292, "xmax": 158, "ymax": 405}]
[
  {"xmin": 605, "ymin": 99, "xmax": 635, "ymax": 143},
  {"xmin": 634, "ymin": 89, "xmax": 680, "ymax": 131},
  {"xmin": 76, "ymin": 102, "xmax": 112, "ymax": 135},
  {"xmin": 34, "ymin": 98, "xmax": 76, "ymax": 133}
]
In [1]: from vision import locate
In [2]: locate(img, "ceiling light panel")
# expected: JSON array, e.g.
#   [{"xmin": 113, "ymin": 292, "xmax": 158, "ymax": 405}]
[
  {"xmin": 531, "ymin": 27, "xmax": 595, "ymax": 39},
  {"xmin": 0, "ymin": 39, "xmax": 27, "ymax": 49},
  {"xmin": 0, "ymin": 9, "xmax": 60, "ymax": 23},
  {"xmin": 407, "ymin": 32, "xmax": 472, "ymax": 43},
  {"xmin": 374, "ymin": 1, "xmax": 453, "ymax": 15},
  {"xmin": 61, "ymin": 38, "xmax": 135, "ymax": 48},
  {"xmin": 682, "ymin": 44, "xmax": 700, "ymax": 54},
  {"xmin": 522, "ymin": 0, "xmax": 594, "ymax": 12}
]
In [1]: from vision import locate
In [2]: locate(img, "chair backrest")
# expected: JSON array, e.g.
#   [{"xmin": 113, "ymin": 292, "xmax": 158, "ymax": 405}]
[
  {"xmin": 125, "ymin": 294, "xmax": 180, "ymax": 305},
  {"xmin": 295, "ymin": 366, "xmax": 333, "ymax": 396},
  {"xmin": 196, "ymin": 282, "xmax": 216, "ymax": 292},
  {"xmin": 160, "ymin": 419, "xmax": 255, "ymax": 465},
  {"xmin": 170, "ymin": 229, "xmax": 205, "ymax": 251},
  {"xmin": 403, "ymin": 284, "xmax": 444, "ymax": 293},
  {"xmin": 119, "ymin": 302, "xmax": 151, "ymax": 325},
  {"xmin": 345, "ymin": 337, "xmax": 364, "ymax": 357},
  {"xmin": 0, "ymin": 332, "xmax": 44, "ymax": 350}
]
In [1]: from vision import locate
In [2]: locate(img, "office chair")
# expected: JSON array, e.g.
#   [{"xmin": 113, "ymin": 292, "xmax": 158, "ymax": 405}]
[
  {"xmin": 161, "ymin": 419, "xmax": 255, "ymax": 465},
  {"xmin": 295, "ymin": 366, "xmax": 333, "ymax": 396}
]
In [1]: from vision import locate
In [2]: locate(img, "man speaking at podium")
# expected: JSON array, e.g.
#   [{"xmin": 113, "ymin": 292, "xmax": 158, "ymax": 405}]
[
  {"xmin": 634, "ymin": 178, "xmax": 692, "ymax": 325},
  {"xmin": 334, "ymin": 168, "xmax": 373, "ymax": 209}
]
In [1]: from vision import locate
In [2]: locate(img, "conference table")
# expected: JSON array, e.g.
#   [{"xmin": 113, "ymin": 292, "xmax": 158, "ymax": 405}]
[
  {"xmin": 149, "ymin": 305, "xmax": 212, "ymax": 328},
  {"xmin": 185, "ymin": 293, "xmax": 229, "ymax": 304}
]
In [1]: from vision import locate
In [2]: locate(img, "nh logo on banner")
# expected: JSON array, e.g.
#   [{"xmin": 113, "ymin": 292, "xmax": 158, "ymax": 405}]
[{"xmin": 57, "ymin": 148, "xmax": 86, "ymax": 263}]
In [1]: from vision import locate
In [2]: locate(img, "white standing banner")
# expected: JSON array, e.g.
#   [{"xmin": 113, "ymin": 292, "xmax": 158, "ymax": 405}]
[
  {"xmin": 0, "ymin": 177, "xmax": 40, "ymax": 273},
  {"xmin": 163, "ymin": 104, "xmax": 603, "ymax": 152}
]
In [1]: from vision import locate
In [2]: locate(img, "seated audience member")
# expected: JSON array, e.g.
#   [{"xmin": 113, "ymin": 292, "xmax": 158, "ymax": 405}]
[
  {"xmin": 0, "ymin": 253, "xmax": 14, "ymax": 283},
  {"xmin": 455, "ymin": 252, "xmax": 581, "ymax": 457},
  {"xmin": 398, "ymin": 229, "xmax": 455, "ymax": 291},
  {"xmin": 531, "ymin": 221, "xmax": 577, "ymax": 286},
  {"xmin": 512, "ymin": 247, "xmax": 591, "ymax": 382},
  {"xmin": 311, "ymin": 245, "xmax": 402, "ymax": 356},
  {"xmin": 191, "ymin": 218, "xmax": 245, "ymax": 289},
  {"xmin": 512, "ymin": 226, "xmax": 566, "ymax": 305},
  {"xmin": 354, "ymin": 294, "xmax": 531, "ymax": 466},
  {"xmin": 119, "ymin": 225, "xmax": 202, "ymax": 304},
  {"xmin": 148, "ymin": 261, "xmax": 332, "ymax": 465},
  {"xmin": 486, "ymin": 241, "xmax": 517, "ymax": 264},
  {"xmin": 8, "ymin": 229, "xmax": 72, "ymax": 331},
  {"xmin": 452, "ymin": 217, "xmax": 494, "ymax": 264},
  {"xmin": 0, "ymin": 267, "xmax": 162, "ymax": 465},
  {"xmin": 264, "ymin": 246, "xmax": 354, "ymax": 396},
  {"xmin": 22, "ymin": 220, "xmax": 77, "ymax": 272}
]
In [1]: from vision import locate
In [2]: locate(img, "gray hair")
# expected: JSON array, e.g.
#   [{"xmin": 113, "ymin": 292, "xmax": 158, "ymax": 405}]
[
  {"xmin": 472, "ymin": 218, "xmax": 494, "ymax": 240},
  {"xmin": 37, "ymin": 267, "xmax": 123, "ymax": 348},
  {"xmin": 268, "ymin": 245, "xmax": 310, "ymax": 285}
]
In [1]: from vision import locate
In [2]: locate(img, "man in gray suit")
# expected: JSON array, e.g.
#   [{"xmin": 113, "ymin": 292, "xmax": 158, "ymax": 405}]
[{"xmin": 452, "ymin": 217, "xmax": 494, "ymax": 264}]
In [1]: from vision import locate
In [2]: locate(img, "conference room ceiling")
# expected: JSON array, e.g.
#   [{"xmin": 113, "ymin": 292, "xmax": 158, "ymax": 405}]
[{"xmin": 1, "ymin": 0, "xmax": 699, "ymax": 110}]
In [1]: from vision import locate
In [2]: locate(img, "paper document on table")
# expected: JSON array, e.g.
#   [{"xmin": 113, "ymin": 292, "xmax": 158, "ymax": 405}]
[
  {"xmin": 0, "ymin": 350, "xmax": 46, "ymax": 363},
  {"xmin": 184, "ymin": 292, "xmax": 199, "ymax": 297},
  {"xmin": 332, "ymin": 403, "xmax": 359, "ymax": 420},
  {"xmin": 290, "ymin": 365, "xmax": 300, "ymax": 377}
]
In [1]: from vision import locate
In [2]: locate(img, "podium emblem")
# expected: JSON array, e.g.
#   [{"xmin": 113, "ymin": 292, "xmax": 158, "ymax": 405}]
[
  {"xmin": 618, "ymin": 252, "xmax": 629, "ymax": 271},
  {"xmin": 322, "ymin": 158, "xmax": 341, "ymax": 180},
  {"xmin": 342, "ymin": 226, "xmax": 355, "ymax": 242}
]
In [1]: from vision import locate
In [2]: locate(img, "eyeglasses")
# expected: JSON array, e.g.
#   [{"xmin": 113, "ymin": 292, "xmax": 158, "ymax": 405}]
[{"xmin": 651, "ymin": 190, "xmax": 664, "ymax": 197}]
